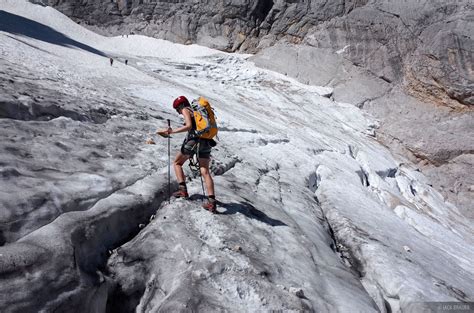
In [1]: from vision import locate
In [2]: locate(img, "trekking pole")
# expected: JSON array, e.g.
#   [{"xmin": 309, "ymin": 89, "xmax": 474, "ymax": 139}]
[{"xmin": 167, "ymin": 119, "xmax": 171, "ymax": 203}]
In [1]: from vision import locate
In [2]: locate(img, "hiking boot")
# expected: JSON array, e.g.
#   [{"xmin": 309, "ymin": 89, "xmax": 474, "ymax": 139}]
[
  {"xmin": 202, "ymin": 201, "xmax": 217, "ymax": 213},
  {"xmin": 172, "ymin": 189, "xmax": 189, "ymax": 198}
]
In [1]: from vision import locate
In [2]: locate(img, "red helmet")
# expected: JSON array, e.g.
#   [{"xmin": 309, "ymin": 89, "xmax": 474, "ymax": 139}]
[{"xmin": 172, "ymin": 96, "xmax": 190, "ymax": 109}]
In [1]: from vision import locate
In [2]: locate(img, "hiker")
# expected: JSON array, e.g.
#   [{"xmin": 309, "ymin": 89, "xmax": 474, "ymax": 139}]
[
  {"xmin": 125, "ymin": 59, "xmax": 128, "ymax": 65},
  {"xmin": 157, "ymin": 96, "xmax": 217, "ymax": 212},
  {"xmin": 109, "ymin": 58, "xmax": 113, "ymax": 66}
]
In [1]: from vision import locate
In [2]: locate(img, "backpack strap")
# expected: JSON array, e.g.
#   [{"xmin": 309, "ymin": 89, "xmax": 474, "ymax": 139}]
[{"xmin": 183, "ymin": 107, "xmax": 197, "ymax": 139}]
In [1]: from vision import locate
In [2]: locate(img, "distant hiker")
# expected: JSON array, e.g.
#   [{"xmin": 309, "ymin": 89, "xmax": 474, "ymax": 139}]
[
  {"xmin": 125, "ymin": 59, "xmax": 128, "ymax": 65},
  {"xmin": 157, "ymin": 96, "xmax": 218, "ymax": 213},
  {"xmin": 110, "ymin": 58, "xmax": 113, "ymax": 66}
]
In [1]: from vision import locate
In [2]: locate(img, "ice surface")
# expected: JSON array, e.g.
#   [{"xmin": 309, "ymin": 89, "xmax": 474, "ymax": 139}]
[{"xmin": 0, "ymin": 1, "xmax": 472, "ymax": 312}]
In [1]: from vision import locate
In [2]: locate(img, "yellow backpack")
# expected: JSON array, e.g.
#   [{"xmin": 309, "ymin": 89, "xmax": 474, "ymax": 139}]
[{"xmin": 191, "ymin": 97, "xmax": 218, "ymax": 140}]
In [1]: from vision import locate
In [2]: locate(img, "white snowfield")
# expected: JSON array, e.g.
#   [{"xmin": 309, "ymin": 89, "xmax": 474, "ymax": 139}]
[{"xmin": 0, "ymin": 1, "xmax": 473, "ymax": 313}]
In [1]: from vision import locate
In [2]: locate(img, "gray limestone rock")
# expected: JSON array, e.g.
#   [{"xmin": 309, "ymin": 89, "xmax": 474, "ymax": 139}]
[
  {"xmin": 423, "ymin": 154, "xmax": 474, "ymax": 219},
  {"xmin": 364, "ymin": 87, "xmax": 474, "ymax": 219},
  {"xmin": 249, "ymin": 43, "xmax": 392, "ymax": 106}
]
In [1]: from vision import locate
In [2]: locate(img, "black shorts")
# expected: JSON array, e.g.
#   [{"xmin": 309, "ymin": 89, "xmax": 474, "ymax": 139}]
[{"xmin": 181, "ymin": 138, "xmax": 212, "ymax": 159}]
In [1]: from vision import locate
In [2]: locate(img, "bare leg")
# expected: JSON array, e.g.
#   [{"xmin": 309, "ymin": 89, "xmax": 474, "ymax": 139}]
[
  {"xmin": 199, "ymin": 158, "xmax": 215, "ymax": 196},
  {"xmin": 173, "ymin": 152, "xmax": 190, "ymax": 183}
]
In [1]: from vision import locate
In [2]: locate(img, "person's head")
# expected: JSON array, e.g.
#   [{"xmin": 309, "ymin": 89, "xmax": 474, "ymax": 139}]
[{"xmin": 173, "ymin": 96, "xmax": 190, "ymax": 114}]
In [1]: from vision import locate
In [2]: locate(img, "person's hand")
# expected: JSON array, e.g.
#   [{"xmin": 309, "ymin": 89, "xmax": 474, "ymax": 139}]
[
  {"xmin": 156, "ymin": 128, "xmax": 170, "ymax": 135},
  {"xmin": 166, "ymin": 127, "xmax": 173, "ymax": 135}
]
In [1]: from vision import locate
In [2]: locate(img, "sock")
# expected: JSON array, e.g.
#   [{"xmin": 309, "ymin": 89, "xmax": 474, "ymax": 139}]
[
  {"xmin": 208, "ymin": 195, "xmax": 216, "ymax": 202},
  {"xmin": 179, "ymin": 182, "xmax": 187, "ymax": 190}
]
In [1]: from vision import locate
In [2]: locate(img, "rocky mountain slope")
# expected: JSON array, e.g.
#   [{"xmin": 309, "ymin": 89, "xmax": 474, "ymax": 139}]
[{"xmin": 1, "ymin": 1, "xmax": 473, "ymax": 313}]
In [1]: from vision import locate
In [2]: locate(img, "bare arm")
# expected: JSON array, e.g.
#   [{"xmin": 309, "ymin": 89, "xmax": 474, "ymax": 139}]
[
  {"xmin": 171, "ymin": 109, "xmax": 193, "ymax": 134},
  {"xmin": 156, "ymin": 108, "xmax": 193, "ymax": 135}
]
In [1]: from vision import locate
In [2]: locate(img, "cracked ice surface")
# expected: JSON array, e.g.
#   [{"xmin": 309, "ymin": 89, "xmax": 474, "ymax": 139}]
[{"xmin": 0, "ymin": 1, "xmax": 472, "ymax": 312}]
